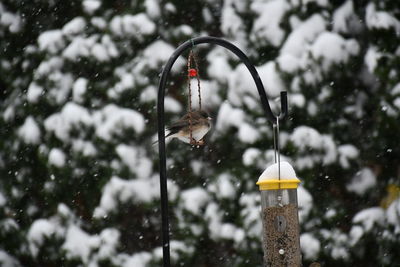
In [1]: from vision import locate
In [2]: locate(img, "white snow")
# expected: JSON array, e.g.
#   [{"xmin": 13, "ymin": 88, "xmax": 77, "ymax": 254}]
[
  {"xmin": 238, "ymin": 123, "xmax": 260, "ymax": 144},
  {"xmin": 35, "ymin": 57, "xmax": 64, "ymax": 77},
  {"xmin": 365, "ymin": 3, "xmax": 400, "ymax": 32},
  {"xmin": 91, "ymin": 17, "xmax": 107, "ymax": 29},
  {"xmin": 101, "ymin": 35, "xmax": 119, "ymax": 57},
  {"xmin": 72, "ymin": 78, "xmax": 88, "ymax": 103},
  {"xmin": 242, "ymin": 148, "xmax": 262, "ymax": 166},
  {"xmin": 207, "ymin": 48, "xmax": 232, "ymax": 84},
  {"xmin": 164, "ymin": 97, "xmax": 182, "ymax": 113},
  {"xmin": 387, "ymin": 198, "xmax": 400, "ymax": 233},
  {"xmin": 310, "ymin": 32, "xmax": 359, "ymax": 71},
  {"xmin": 38, "ymin": 30, "xmax": 65, "ymax": 53},
  {"xmin": 219, "ymin": 223, "xmax": 238, "ymax": 239},
  {"xmin": 139, "ymin": 86, "xmax": 157, "ymax": 102},
  {"xmin": 91, "ymin": 43, "xmax": 109, "ymax": 61},
  {"xmin": 189, "ymin": 80, "xmax": 221, "ymax": 110},
  {"xmin": 298, "ymin": 186, "xmax": 313, "ymax": 223},
  {"xmin": 290, "ymin": 126, "xmax": 337, "ymax": 169},
  {"xmin": 145, "ymin": 0, "xmax": 161, "ymax": 19},
  {"xmin": 45, "ymin": 102, "xmax": 92, "ymax": 141},
  {"xmin": 49, "ymin": 72, "xmax": 74, "ymax": 104},
  {"xmin": 239, "ymin": 193, "xmax": 261, "ymax": 238},
  {"xmin": 181, "ymin": 187, "xmax": 210, "ymax": 214},
  {"xmin": 0, "ymin": 250, "xmax": 20, "ymax": 267},
  {"xmin": 62, "ymin": 35, "xmax": 96, "ymax": 60},
  {"xmin": 281, "ymin": 14, "xmax": 326, "ymax": 57},
  {"xmin": 18, "ymin": 116, "xmax": 41, "ymax": 144},
  {"xmin": 349, "ymin": 225, "xmax": 364, "ymax": 246},
  {"xmin": 26, "ymin": 82, "xmax": 43, "ymax": 103},
  {"xmin": 258, "ymin": 61, "xmax": 285, "ymax": 98},
  {"xmin": 115, "ymin": 144, "xmax": 152, "ymax": 178},
  {"xmin": 93, "ymin": 175, "xmax": 162, "ymax": 218},
  {"xmin": 98, "ymin": 228, "xmax": 120, "ymax": 259},
  {"xmin": 250, "ymin": 0, "xmax": 290, "ymax": 47},
  {"xmin": 110, "ymin": 13, "xmax": 155, "ymax": 38},
  {"xmin": 289, "ymin": 93, "xmax": 306, "ymax": 108},
  {"xmin": 393, "ymin": 97, "xmax": 400, "ymax": 110},
  {"xmin": 277, "ymin": 54, "xmax": 301, "ymax": 73},
  {"xmin": 173, "ymin": 24, "xmax": 193, "ymax": 36},
  {"xmin": 215, "ymin": 102, "xmax": 245, "ymax": 131},
  {"xmin": 364, "ymin": 46, "xmax": 381, "ymax": 73},
  {"xmin": 62, "ymin": 17, "xmax": 87, "ymax": 36},
  {"xmin": 220, "ymin": 0, "xmax": 246, "ymax": 49},
  {"xmin": 142, "ymin": 40, "xmax": 184, "ymax": 70},
  {"xmin": 300, "ymin": 233, "xmax": 320, "ymax": 260},
  {"xmin": 207, "ymin": 173, "xmax": 236, "ymax": 199},
  {"xmin": 258, "ymin": 161, "xmax": 298, "ymax": 181},
  {"xmin": 0, "ymin": 4, "xmax": 22, "ymax": 33},
  {"xmin": 347, "ymin": 168, "xmax": 377, "ymax": 195},
  {"xmin": 204, "ymin": 202, "xmax": 225, "ymax": 239},
  {"xmin": 352, "ymin": 207, "xmax": 384, "ymax": 231},
  {"xmin": 48, "ymin": 148, "xmax": 66, "ymax": 167},
  {"xmin": 83, "ymin": 0, "xmax": 101, "ymax": 14},
  {"xmin": 94, "ymin": 104, "xmax": 145, "ymax": 141},
  {"xmin": 122, "ymin": 252, "xmax": 152, "ymax": 267},
  {"xmin": 169, "ymin": 240, "xmax": 194, "ymax": 260},
  {"xmin": 337, "ymin": 144, "xmax": 359, "ymax": 168},
  {"xmin": 72, "ymin": 139, "xmax": 97, "ymax": 156},
  {"xmin": 62, "ymin": 225, "xmax": 100, "ymax": 263},
  {"xmin": 108, "ymin": 70, "xmax": 135, "ymax": 98},
  {"xmin": 332, "ymin": 0, "xmax": 354, "ymax": 33},
  {"xmin": 392, "ymin": 83, "xmax": 400, "ymax": 95},
  {"xmin": 226, "ymin": 61, "xmax": 283, "ymax": 107},
  {"xmin": 27, "ymin": 219, "xmax": 59, "ymax": 256},
  {"xmin": 0, "ymin": 192, "xmax": 5, "ymax": 207}
]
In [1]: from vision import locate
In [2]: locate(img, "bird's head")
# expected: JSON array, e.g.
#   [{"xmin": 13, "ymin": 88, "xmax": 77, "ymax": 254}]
[{"xmin": 198, "ymin": 110, "xmax": 212, "ymax": 120}]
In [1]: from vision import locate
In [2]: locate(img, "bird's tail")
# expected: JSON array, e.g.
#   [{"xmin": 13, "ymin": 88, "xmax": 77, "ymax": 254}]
[{"xmin": 152, "ymin": 133, "xmax": 173, "ymax": 146}]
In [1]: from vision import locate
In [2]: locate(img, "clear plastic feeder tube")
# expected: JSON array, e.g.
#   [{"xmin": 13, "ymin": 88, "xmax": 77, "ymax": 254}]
[{"xmin": 257, "ymin": 164, "xmax": 302, "ymax": 267}]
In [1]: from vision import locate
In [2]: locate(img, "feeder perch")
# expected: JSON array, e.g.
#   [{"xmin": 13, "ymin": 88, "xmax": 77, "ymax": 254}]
[{"xmin": 257, "ymin": 162, "xmax": 301, "ymax": 267}]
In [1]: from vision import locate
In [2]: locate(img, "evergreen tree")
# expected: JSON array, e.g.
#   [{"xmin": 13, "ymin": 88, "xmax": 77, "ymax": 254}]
[{"xmin": 0, "ymin": 0, "xmax": 399, "ymax": 266}]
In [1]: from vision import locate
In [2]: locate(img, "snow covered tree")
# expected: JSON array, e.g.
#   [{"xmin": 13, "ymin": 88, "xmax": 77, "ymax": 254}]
[{"xmin": 0, "ymin": 0, "xmax": 399, "ymax": 266}]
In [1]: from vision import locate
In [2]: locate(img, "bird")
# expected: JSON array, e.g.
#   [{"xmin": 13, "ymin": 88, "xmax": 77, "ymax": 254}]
[{"xmin": 154, "ymin": 110, "xmax": 212, "ymax": 145}]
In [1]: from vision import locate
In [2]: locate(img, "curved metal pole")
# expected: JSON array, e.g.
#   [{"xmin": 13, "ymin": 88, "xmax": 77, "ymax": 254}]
[{"xmin": 157, "ymin": 36, "xmax": 288, "ymax": 266}]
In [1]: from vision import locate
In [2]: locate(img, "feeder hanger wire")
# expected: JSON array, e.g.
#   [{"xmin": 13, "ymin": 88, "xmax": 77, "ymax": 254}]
[{"xmin": 157, "ymin": 36, "xmax": 288, "ymax": 267}]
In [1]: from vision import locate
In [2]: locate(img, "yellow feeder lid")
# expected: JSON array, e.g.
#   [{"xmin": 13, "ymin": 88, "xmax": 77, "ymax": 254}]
[
  {"xmin": 257, "ymin": 162, "xmax": 301, "ymax": 190},
  {"xmin": 257, "ymin": 179, "xmax": 300, "ymax": 190}
]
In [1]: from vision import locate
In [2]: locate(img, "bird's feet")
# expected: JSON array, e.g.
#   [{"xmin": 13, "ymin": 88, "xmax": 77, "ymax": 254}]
[{"xmin": 190, "ymin": 138, "xmax": 205, "ymax": 146}]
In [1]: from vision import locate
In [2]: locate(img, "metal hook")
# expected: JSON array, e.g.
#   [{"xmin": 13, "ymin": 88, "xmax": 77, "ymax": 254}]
[{"xmin": 273, "ymin": 117, "xmax": 281, "ymax": 180}]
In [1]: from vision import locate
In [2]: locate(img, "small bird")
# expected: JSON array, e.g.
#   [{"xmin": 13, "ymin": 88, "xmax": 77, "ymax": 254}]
[{"xmin": 157, "ymin": 110, "xmax": 212, "ymax": 145}]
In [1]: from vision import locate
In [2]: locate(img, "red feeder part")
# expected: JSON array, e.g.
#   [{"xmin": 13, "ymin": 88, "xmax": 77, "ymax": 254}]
[{"xmin": 188, "ymin": 68, "xmax": 197, "ymax": 77}]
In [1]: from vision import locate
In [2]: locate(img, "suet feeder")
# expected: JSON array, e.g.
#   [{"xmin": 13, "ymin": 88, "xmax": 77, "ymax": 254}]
[{"xmin": 257, "ymin": 161, "xmax": 301, "ymax": 267}]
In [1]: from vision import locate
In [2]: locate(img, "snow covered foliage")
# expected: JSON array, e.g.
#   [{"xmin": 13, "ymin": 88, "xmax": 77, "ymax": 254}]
[{"xmin": 1, "ymin": 0, "xmax": 400, "ymax": 266}]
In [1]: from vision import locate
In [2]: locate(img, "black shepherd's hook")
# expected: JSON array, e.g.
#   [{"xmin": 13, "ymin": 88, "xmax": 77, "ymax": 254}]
[{"xmin": 157, "ymin": 36, "xmax": 288, "ymax": 266}]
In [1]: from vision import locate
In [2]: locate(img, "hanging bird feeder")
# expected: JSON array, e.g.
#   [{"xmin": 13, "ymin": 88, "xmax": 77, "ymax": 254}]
[
  {"xmin": 186, "ymin": 50, "xmax": 204, "ymax": 146},
  {"xmin": 257, "ymin": 159, "xmax": 301, "ymax": 266}
]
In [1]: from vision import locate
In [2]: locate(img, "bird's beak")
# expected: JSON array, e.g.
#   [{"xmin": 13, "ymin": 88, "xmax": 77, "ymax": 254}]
[{"xmin": 208, "ymin": 117, "xmax": 212, "ymax": 120}]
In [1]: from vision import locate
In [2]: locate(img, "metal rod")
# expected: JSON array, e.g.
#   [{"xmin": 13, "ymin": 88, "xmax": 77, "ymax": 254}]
[
  {"xmin": 157, "ymin": 36, "xmax": 289, "ymax": 266},
  {"xmin": 277, "ymin": 118, "xmax": 280, "ymax": 181}
]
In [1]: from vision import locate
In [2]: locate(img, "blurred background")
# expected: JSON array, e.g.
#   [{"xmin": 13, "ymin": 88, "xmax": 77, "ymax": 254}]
[{"xmin": 1, "ymin": 0, "xmax": 400, "ymax": 266}]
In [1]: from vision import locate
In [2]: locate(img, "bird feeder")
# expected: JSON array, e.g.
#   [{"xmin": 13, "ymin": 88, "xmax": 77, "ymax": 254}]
[
  {"xmin": 257, "ymin": 161, "xmax": 301, "ymax": 267},
  {"xmin": 157, "ymin": 36, "xmax": 288, "ymax": 267}
]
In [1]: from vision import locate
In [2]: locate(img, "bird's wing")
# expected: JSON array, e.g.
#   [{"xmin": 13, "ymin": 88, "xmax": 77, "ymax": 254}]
[{"xmin": 166, "ymin": 118, "xmax": 205, "ymax": 137}]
